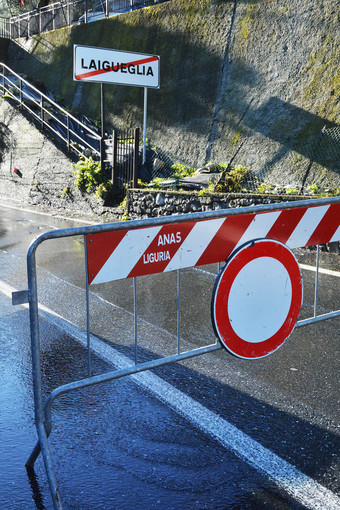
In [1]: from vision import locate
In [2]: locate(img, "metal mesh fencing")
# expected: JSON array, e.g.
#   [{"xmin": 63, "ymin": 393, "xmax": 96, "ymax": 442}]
[
  {"xmin": 137, "ymin": 124, "xmax": 339, "ymax": 196},
  {"xmin": 247, "ymin": 125, "xmax": 340, "ymax": 195}
]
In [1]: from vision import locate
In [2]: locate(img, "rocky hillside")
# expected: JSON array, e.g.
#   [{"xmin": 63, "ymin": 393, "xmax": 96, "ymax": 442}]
[
  {"xmin": 0, "ymin": 99, "xmax": 124, "ymax": 218},
  {"xmin": 2, "ymin": 0, "xmax": 340, "ymax": 190}
]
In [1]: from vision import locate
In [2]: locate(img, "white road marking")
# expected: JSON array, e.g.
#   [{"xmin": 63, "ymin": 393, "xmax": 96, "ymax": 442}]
[
  {"xmin": 1, "ymin": 279, "xmax": 339, "ymax": 509},
  {"xmin": 0, "ymin": 201, "xmax": 97, "ymax": 225},
  {"xmin": 192, "ymin": 263, "xmax": 340, "ymax": 278},
  {"xmin": 299, "ymin": 263, "xmax": 340, "ymax": 278}
]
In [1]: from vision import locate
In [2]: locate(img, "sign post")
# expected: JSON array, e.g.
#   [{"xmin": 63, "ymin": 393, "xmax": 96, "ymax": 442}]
[
  {"xmin": 143, "ymin": 87, "xmax": 147, "ymax": 164},
  {"xmin": 73, "ymin": 45, "xmax": 160, "ymax": 165}
]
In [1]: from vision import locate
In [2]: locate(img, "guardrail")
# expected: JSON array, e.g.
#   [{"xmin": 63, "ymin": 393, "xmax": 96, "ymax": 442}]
[
  {"xmin": 0, "ymin": 0, "xmax": 169, "ymax": 39},
  {"xmin": 12, "ymin": 196, "xmax": 340, "ymax": 509},
  {"xmin": 0, "ymin": 62, "xmax": 103, "ymax": 163}
]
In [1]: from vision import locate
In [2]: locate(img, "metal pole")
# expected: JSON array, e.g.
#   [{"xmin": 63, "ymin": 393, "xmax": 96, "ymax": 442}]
[
  {"xmin": 25, "ymin": 244, "xmax": 63, "ymax": 510},
  {"xmin": 134, "ymin": 277, "xmax": 137, "ymax": 364},
  {"xmin": 112, "ymin": 130, "xmax": 117, "ymax": 187},
  {"xmin": 84, "ymin": 235, "xmax": 92, "ymax": 376},
  {"xmin": 100, "ymin": 83, "xmax": 105, "ymax": 173},
  {"xmin": 177, "ymin": 269, "xmax": 181, "ymax": 354},
  {"xmin": 314, "ymin": 245, "xmax": 320, "ymax": 317},
  {"xmin": 133, "ymin": 127, "xmax": 139, "ymax": 188},
  {"xmin": 67, "ymin": 0, "xmax": 70, "ymax": 26},
  {"xmin": 100, "ymin": 137, "xmax": 105, "ymax": 174},
  {"xmin": 100, "ymin": 83, "xmax": 105, "ymax": 139},
  {"xmin": 143, "ymin": 87, "xmax": 147, "ymax": 165}
]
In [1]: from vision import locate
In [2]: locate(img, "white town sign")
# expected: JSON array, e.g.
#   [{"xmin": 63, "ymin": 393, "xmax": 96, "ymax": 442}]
[{"xmin": 73, "ymin": 45, "xmax": 160, "ymax": 88}]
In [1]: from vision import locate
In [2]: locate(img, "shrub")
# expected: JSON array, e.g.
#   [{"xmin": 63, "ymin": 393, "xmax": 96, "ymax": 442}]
[
  {"xmin": 73, "ymin": 156, "xmax": 112, "ymax": 199},
  {"xmin": 214, "ymin": 165, "xmax": 251, "ymax": 193}
]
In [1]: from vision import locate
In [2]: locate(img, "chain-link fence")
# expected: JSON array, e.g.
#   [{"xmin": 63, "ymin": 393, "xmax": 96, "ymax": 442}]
[
  {"xmin": 251, "ymin": 125, "xmax": 340, "ymax": 195},
  {"xmin": 142, "ymin": 125, "xmax": 339, "ymax": 196}
]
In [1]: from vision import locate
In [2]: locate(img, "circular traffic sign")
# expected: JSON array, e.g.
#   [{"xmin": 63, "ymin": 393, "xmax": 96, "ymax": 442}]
[{"xmin": 211, "ymin": 239, "xmax": 303, "ymax": 359}]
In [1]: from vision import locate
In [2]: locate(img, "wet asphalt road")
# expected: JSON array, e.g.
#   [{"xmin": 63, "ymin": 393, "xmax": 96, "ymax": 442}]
[{"xmin": 0, "ymin": 202, "xmax": 339, "ymax": 510}]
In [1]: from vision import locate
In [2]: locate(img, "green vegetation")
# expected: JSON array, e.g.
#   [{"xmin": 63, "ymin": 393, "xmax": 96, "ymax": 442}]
[
  {"xmin": 117, "ymin": 196, "xmax": 130, "ymax": 221},
  {"xmin": 73, "ymin": 156, "xmax": 112, "ymax": 199},
  {"xmin": 140, "ymin": 163, "xmax": 255, "ymax": 194},
  {"xmin": 170, "ymin": 163, "xmax": 196, "ymax": 179},
  {"xmin": 31, "ymin": 179, "xmax": 39, "ymax": 191},
  {"xmin": 146, "ymin": 177, "xmax": 173, "ymax": 189},
  {"xmin": 284, "ymin": 187, "xmax": 299, "ymax": 195},
  {"xmin": 118, "ymin": 196, "xmax": 127, "ymax": 209},
  {"xmin": 197, "ymin": 181, "xmax": 216, "ymax": 196},
  {"xmin": 212, "ymin": 165, "xmax": 252, "ymax": 193},
  {"xmin": 306, "ymin": 184, "xmax": 340, "ymax": 197},
  {"xmin": 256, "ymin": 182, "xmax": 273, "ymax": 194},
  {"xmin": 239, "ymin": 3, "xmax": 255, "ymax": 40},
  {"xmin": 306, "ymin": 183, "xmax": 320, "ymax": 194}
]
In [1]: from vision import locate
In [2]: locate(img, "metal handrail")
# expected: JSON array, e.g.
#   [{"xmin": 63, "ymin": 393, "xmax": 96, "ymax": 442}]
[
  {"xmin": 0, "ymin": 62, "xmax": 102, "ymax": 161},
  {"xmin": 0, "ymin": 0, "xmax": 169, "ymax": 39},
  {"xmin": 10, "ymin": 1, "xmax": 70, "ymax": 21}
]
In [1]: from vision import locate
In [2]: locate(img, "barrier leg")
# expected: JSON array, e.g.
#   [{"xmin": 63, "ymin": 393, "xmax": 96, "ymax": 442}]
[
  {"xmin": 26, "ymin": 244, "xmax": 63, "ymax": 509},
  {"xmin": 26, "ymin": 419, "xmax": 52, "ymax": 467},
  {"xmin": 37, "ymin": 422, "xmax": 63, "ymax": 510}
]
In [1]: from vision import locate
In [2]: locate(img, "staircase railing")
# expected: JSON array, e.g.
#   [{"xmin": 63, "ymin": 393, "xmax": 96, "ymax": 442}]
[{"xmin": 0, "ymin": 62, "xmax": 103, "ymax": 164}]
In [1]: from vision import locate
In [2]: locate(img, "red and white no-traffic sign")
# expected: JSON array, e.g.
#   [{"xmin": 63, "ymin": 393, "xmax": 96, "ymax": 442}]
[{"xmin": 211, "ymin": 239, "xmax": 303, "ymax": 359}]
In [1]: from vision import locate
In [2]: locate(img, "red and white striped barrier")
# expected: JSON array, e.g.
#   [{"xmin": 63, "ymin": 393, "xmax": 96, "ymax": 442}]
[{"xmin": 87, "ymin": 202, "xmax": 340, "ymax": 285}]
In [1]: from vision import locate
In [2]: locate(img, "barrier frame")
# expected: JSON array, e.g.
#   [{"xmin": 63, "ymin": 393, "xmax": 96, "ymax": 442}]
[{"xmin": 14, "ymin": 197, "xmax": 340, "ymax": 509}]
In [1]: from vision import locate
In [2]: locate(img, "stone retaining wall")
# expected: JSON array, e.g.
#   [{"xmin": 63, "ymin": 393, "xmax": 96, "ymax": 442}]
[
  {"xmin": 126, "ymin": 188, "xmax": 340, "ymax": 253},
  {"xmin": 127, "ymin": 189, "xmax": 308, "ymax": 217}
]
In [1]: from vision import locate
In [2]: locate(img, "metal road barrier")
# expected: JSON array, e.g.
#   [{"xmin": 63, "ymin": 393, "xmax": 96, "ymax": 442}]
[{"xmin": 12, "ymin": 197, "xmax": 340, "ymax": 509}]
